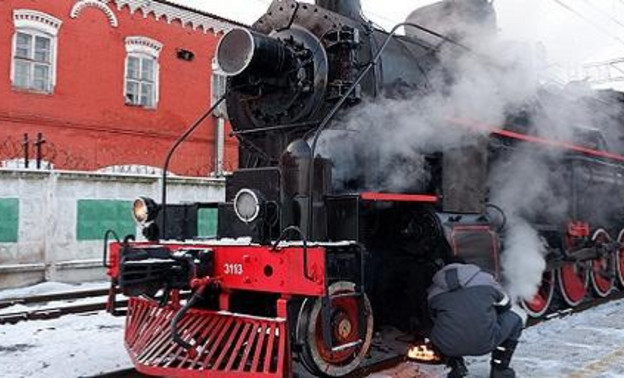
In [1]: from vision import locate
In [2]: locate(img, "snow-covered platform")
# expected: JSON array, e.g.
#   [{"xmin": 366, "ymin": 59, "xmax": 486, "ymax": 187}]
[
  {"xmin": 1, "ymin": 283, "xmax": 623, "ymax": 377},
  {"xmin": 375, "ymin": 298, "xmax": 624, "ymax": 378},
  {"xmin": 465, "ymin": 298, "xmax": 624, "ymax": 377}
]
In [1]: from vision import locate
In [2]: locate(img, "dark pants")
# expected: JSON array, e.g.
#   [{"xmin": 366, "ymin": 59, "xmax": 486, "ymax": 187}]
[{"xmin": 494, "ymin": 310, "xmax": 523, "ymax": 346}]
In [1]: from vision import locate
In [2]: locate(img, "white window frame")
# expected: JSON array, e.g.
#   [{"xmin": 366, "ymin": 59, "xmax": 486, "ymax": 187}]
[
  {"xmin": 124, "ymin": 36, "xmax": 162, "ymax": 109},
  {"xmin": 11, "ymin": 10, "xmax": 62, "ymax": 93}
]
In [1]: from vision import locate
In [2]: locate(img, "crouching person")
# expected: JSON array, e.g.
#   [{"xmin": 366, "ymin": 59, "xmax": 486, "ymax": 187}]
[{"xmin": 427, "ymin": 259, "xmax": 526, "ymax": 378}]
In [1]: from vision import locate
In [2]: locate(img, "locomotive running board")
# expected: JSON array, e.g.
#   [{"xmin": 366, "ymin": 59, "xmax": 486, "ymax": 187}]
[{"xmin": 125, "ymin": 297, "xmax": 289, "ymax": 377}]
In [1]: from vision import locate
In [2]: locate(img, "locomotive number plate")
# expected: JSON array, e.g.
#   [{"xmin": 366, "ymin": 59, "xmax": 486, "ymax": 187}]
[{"xmin": 224, "ymin": 263, "xmax": 243, "ymax": 276}]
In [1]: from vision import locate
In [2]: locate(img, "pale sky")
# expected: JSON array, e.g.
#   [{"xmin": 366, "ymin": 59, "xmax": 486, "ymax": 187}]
[{"xmin": 170, "ymin": 0, "xmax": 624, "ymax": 85}]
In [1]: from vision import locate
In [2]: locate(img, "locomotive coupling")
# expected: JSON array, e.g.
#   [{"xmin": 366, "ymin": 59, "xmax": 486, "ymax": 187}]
[{"xmin": 117, "ymin": 246, "xmax": 214, "ymax": 298}]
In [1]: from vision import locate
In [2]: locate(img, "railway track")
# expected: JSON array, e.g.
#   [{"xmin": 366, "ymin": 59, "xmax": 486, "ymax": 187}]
[
  {"xmin": 4, "ymin": 287, "xmax": 624, "ymax": 378},
  {"xmin": 88, "ymin": 368, "xmax": 143, "ymax": 378},
  {"xmin": 0, "ymin": 287, "xmax": 127, "ymax": 325},
  {"xmin": 527, "ymin": 288, "xmax": 624, "ymax": 327},
  {"xmin": 89, "ymin": 358, "xmax": 405, "ymax": 378}
]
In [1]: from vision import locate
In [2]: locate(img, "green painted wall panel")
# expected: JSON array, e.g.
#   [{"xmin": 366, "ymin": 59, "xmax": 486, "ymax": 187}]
[
  {"xmin": 0, "ymin": 198, "xmax": 19, "ymax": 243},
  {"xmin": 77, "ymin": 200, "xmax": 135, "ymax": 241},
  {"xmin": 197, "ymin": 208, "xmax": 218, "ymax": 237}
]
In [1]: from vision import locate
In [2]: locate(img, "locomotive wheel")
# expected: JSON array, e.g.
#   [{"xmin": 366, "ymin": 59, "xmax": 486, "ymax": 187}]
[
  {"xmin": 589, "ymin": 229, "xmax": 615, "ymax": 297},
  {"xmin": 521, "ymin": 270, "xmax": 555, "ymax": 318},
  {"xmin": 557, "ymin": 261, "xmax": 589, "ymax": 307},
  {"xmin": 617, "ymin": 229, "xmax": 624, "ymax": 288},
  {"xmin": 296, "ymin": 281, "xmax": 373, "ymax": 377}
]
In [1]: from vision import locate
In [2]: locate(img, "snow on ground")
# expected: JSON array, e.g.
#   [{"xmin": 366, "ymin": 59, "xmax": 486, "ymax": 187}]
[
  {"xmin": 0, "ymin": 312, "xmax": 130, "ymax": 378},
  {"xmin": 1, "ymin": 287, "xmax": 624, "ymax": 377},
  {"xmin": 464, "ymin": 298, "xmax": 624, "ymax": 378}
]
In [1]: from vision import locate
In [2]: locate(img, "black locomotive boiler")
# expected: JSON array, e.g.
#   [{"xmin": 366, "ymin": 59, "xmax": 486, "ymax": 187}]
[{"xmin": 104, "ymin": 1, "xmax": 624, "ymax": 377}]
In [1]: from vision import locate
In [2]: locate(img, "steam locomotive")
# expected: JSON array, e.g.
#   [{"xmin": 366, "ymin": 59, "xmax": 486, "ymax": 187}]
[{"xmin": 105, "ymin": 0, "xmax": 624, "ymax": 376}]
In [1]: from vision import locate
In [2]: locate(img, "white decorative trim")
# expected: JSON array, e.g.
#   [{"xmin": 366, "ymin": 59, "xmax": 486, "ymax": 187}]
[
  {"xmin": 13, "ymin": 9, "xmax": 63, "ymax": 36},
  {"xmin": 113, "ymin": 0, "xmax": 235, "ymax": 34},
  {"xmin": 97, "ymin": 165, "xmax": 164, "ymax": 176},
  {"xmin": 70, "ymin": 0, "xmax": 119, "ymax": 28},
  {"xmin": 125, "ymin": 36, "xmax": 163, "ymax": 57}
]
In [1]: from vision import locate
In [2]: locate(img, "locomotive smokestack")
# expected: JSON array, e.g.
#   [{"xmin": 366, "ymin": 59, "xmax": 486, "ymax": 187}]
[
  {"xmin": 316, "ymin": 0, "xmax": 362, "ymax": 20},
  {"xmin": 216, "ymin": 28, "xmax": 295, "ymax": 77}
]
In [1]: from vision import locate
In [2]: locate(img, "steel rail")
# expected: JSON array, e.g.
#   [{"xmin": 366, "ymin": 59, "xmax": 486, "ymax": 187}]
[
  {"xmin": 0, "ymin": 288, "xmax": 111, "ymax": 310},
  {"xmin": 0, "ymin": 299, "xmax": 129, "ymax": 325}
]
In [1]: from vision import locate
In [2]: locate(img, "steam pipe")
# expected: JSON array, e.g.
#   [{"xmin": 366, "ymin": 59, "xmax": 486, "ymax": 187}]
[
  {"xmin": 171, "ymin": 286, "xmax": 205, "ymax": 353},
  {"xmin": 306, "ymin": 22, "xmax": 470, "ymax": 238}
]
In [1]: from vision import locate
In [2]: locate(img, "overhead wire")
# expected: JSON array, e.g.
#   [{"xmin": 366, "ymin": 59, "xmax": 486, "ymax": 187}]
[
  {"xmin": 550, "ymin": 0, "xmax": 624, "ymax": 47},
  {"xmin": 579, "ymin": 0, "xmax": 624, "ymax": 30}
]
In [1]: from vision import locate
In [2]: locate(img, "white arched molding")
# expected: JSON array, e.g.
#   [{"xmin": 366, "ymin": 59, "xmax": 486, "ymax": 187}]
[
  {"xmin": 13, "ymin": 9, "xmax": 62, "ymax": 36},
  {"xmin": 125, "ymin": 36, "xmax": 163, "ymax": 58},
  {"xmin": 70, "ymin": 0, "xmax": 119, "ymax": 28}
]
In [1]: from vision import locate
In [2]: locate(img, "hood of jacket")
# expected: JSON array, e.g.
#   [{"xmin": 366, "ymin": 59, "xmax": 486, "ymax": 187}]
[{"xmin": 427, "ymin": 263, "xmax": 482, "ymax": 300}]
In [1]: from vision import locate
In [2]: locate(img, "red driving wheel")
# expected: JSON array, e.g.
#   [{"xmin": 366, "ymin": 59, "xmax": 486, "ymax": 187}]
[
  {"xmin": 617, "ymin": 229, "xmax": 624, "ymax": 288},
  {"xmin": 557, "ymin": 261, "xmax": 589, "ymax": 307},
  {"xmin": 522, "ymin": 269, "xmax": 555, "ymax": 318},
  {"xmin": 589, "ymin": 229, "xmax": 615, "ymax": 297},
  {"xmin": 297, "ymin": 281, "xmax": 374, "ymax": 377}
]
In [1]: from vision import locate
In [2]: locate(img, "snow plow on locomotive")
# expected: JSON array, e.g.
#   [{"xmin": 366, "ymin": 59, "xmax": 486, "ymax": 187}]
[{"xmin": 104, "ymin": 0, "xmax": 624, "ymax": 376}]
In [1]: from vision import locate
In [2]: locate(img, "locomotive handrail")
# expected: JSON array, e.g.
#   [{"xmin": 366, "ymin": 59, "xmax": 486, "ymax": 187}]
[
  {"xmin": 102, "ymin": 229, "xmax": 121, "ymax": 268},
  {"xmin": 306, "ymin": 21, "xmax": 470, "ymax": 237},
  {"xmin": 161, "ymin": 95, "xmax": 227, "ymax": 239},
  {"xmin": 450, "ymin": 117, "xmax": 624, "ymax": 164},
  {"xmin": 230, "ymin": 121, "xmax": 321, "ymax": 136},
  {"xmin": 272, "ymin": 225, "xmax": 314, "ymax": 282}
]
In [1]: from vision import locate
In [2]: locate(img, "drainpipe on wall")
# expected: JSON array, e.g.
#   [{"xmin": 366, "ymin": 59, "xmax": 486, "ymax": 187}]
[
  {"xmin": 214, "ymin": 117, "xmax": 225, "ymax": 177},
  {"xmin": 44, "ymin": 171, "xmax": 58, "ymax": 281},
  {"xmin": 212, "ymin": 58, "xmax": 227, "ymax": 178}
]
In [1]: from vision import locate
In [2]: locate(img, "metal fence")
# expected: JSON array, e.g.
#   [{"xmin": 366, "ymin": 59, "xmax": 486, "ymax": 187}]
[{"xmin": 0, "ymin": 133, "xmax": 232, "ymax": 176}]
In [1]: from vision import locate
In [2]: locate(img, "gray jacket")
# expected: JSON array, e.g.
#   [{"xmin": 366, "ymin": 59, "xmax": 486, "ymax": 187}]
[{"xmin": 427, "ymin": 263, "xmax": 509, "ymax": 357}]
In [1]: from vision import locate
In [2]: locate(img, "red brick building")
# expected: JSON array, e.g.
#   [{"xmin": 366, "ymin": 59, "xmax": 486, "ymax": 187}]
[{"xmin": 0, "ymin": 0, "xmax": 240, "ymax": 176}]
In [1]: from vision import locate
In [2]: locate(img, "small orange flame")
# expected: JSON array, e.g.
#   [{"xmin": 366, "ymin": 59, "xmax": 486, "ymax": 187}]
[{"xmin": 407, "ymin": 342, "xmax": 442, "ymax": 363}]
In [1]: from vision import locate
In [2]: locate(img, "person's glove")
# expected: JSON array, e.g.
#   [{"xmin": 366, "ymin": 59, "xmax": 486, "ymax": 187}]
[
  {"xmin": 494, "ymin": 293, "xmax": 512, "ymax": 313},
  {"xmin": 511, "ymin": 304, "xmax": 528, "ymax": 327}
]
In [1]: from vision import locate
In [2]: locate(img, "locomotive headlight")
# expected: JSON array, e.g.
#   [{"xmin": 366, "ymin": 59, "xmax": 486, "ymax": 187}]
[
  {"xmin": 234, "ymin": 189, "xmax": 262, "ymax": 223},
  {"xmin": 132, "ymin": 197, "xmax": 159, "ymax": 225}
]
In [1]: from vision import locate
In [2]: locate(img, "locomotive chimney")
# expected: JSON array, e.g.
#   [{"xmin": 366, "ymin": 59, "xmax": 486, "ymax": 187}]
[
  {"xmin": 216, "ymin": 28, "xmax": 296, "ymax": 77},
  {"xmin": 316, "ymin": 0, "xmax": 362, "ymax": 20}
]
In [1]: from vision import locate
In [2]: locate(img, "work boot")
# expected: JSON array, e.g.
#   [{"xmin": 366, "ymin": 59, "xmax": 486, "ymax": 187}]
[
  {"xmin": 447, "ymin": 357, "xmax": 468, "ymax": 378},
  {"xmin": 490, "ymin": 340, "xmax": 518, "ymax": 378}
]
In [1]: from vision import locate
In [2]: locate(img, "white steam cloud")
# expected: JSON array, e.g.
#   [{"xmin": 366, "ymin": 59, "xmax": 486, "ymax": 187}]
[
  {"xmin": 500, "ymin": 220, "xmax": 547, "ymax": 301},
  {"xmin": 317, "ymin": 1, "xmax": 622, "ymax": 301}
]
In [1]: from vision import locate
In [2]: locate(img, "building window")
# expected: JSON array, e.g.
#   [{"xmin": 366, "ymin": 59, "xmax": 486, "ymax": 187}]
[
  {"xmin": 11, "ymin": 10, "xmax": 62, "ymax": 93},
  {"xmin": 125, "ymin": 36, "xmax": 162, "ymax": 109}
]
